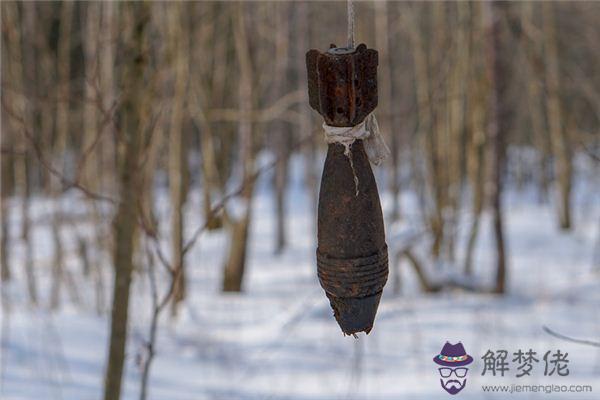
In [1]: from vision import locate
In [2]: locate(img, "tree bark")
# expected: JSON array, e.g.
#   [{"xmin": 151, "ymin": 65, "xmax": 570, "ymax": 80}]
[
  {"xmin": 82, "ymin": 2, "xmax": 100, "ymax": 190},
  {"xmin": 222, "ymin": 3, "xmax": 255, "ymax": 292},
  {"xmin": 167, "ymin": 2, "xmax": 190, "ymax": 314},
  {"xmin": 445, "ymin": 2, "xmax": 471, "ymax": 263},
  {"xmin": 199, "ymin": 5, "xmax": 225, "ymax": 231},
  {"xmin": 1, "ymin": 115, "xmax": 11, "ymax": 282},
  {"xmin": 404, "ymin": 5, "xmax": 443, "ymax": 258},
  {"xmin": 295, "ymin": 2, "xmax": 317, "ymax": 234},
  {"xmin": 375, "ymin": 1, "xmax": 399, "ymax": 220},
  {"xmin": 271, "ymin": 3, "xmax": 290, "ymax": 255},
  {"xmin": 485, "ymin": 2, "xmax": 508, "ymax": 294},
  {"xmin": 429, "ymin": 2, "xmax": 449, "ymax": 260},
  {"xmin": 464, "ymin": 2, "xmax": 488, "ymax": 275},
  {"xmin": 49, "ymin": 0, "xmax": 74, "ymax": 310},
  {"xmin": 103, "ymin": 3, "xmax": 149, "ymax": 400},
  {"xmin": 2, "ymin": 1, "xmax": 37, "ymax": 303},
  {"xmin": 99, "ymin": 1, "xmax": 117, "ymax": 195},
  {"xmin": 542, "ymin": 2, "xmax": 573, "ymax": 230},
  {"xmin": 521, "ymin": 2, "xmax": 552, "ymax": 203}
]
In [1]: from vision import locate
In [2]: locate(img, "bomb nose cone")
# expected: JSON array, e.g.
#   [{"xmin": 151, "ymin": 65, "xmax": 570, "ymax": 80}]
[{"xmin": 327, "ymin": 292, "xmax": 383, "ymax": 335}]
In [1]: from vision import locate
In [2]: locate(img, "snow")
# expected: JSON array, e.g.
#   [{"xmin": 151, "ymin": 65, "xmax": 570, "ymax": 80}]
[{"xmin": 1, "ymin": 154, "xmax": 599, "ymax": 399}]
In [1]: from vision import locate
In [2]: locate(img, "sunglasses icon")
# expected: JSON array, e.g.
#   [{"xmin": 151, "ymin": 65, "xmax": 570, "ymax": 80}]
[{"xmin": 438, "ymin": 367, "xmax": 468, "ymax": 378}]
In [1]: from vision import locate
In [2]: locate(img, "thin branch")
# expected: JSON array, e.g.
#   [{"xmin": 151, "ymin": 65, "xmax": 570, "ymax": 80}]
[
  {"xmin": 182, "ymin": 127, "xmax": 321, "ymax": 256},
  {"xmin": 139, "ymin": 241, "xmax": 177, "ymax": 400},
  {"xmin": 1, "ymin": 97, "xmax": 117, "ymax": 204},
  {"xmin": 543, "ymin": 326, "xmax": 600, "ymax": 348},
  {"xmin": 74, "ymin": 95, "xmax": 121, "ymax": 182},
  {"xmin": 208, "ymin": 89, "xmax": 305, "ymax": 123},
  {"xmin": 0, "ymin": 148, "xmax": 27, "ymax": 156}
]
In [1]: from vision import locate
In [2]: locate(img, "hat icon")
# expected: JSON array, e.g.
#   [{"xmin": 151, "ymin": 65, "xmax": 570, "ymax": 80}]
[{"xmin": 433, "ymin": 342, "xmax": 473, "ymax": 367}]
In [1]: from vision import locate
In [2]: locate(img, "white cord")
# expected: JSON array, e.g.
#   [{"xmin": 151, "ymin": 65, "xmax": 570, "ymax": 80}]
[
  {"xmin": 323, "ymin": 113, "xmax": 391, "ymax": 195},
  {"xmin": 323, "ymin": 113, "xmax": 390, "ymax": 166}
]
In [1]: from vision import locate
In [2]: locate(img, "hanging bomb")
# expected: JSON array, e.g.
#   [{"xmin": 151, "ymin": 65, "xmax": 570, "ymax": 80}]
[{"xmin": 306, "ymin": 44, "xmax": 388, "ymax": 335}]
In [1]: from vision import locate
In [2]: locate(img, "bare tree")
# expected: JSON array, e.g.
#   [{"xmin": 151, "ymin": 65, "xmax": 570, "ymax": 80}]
[
  {"xmin": 167, "ymin": 2, "xmax": 190, "ymax": 313},
  {"xmin": 49, "ymin": 0, "xmax": 74, "ymax": 310},
  {"xmin": 222, "ymin": 3, "xmax": 255, "ymax": 292},
  {"xmin": 375, "ymin": 0, "xmax": 398, "ymax": 220},
  {"xmin": 271, "ymin": 2, "xmax": 291, "ymax": 254},
  {"xmin": 295, "ymin": 2, "xmax": 318, "ymax": 231},
  {"xmin": 485, "ymin": 1, "xmax": 508, "ymax": 294},
  {"xmin": 521, "ymin": 2, "xmax": 552, "ymax": 201},
  {"xmin": 2, "ymin": 1, "xmax": 37, "ymax": 304},
  {"xmin": 464, "ymin": 2, "xmax": 489, "ymax": 275},
  {"xmin": 542, "ymin": 2, "xmax": 573, "ymax": 230},
  {"xmin": 138, "ymin": 245, "xmax": 175, "ymax": 400},
  {"xmin": 99, "ymin": 1, "xmax": 117, "ymax": 195},
  {"xmin": 103, "ymin": 3, "xmax": 150, "ymax": 400},
  {"xmin": 82, "ymin": 2, "xmax": 101, "ymax": 191}
]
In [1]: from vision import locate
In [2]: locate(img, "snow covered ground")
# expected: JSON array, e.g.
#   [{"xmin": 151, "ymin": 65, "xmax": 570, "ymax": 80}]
[{"xmin": 1, "ymin": 155, "xmax": 599, "ymax": 399}]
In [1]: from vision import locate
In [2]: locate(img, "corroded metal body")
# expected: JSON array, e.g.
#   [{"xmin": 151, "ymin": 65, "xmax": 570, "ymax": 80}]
[
  {"xmin": 307, "ymin": 44, "xmax": 378, "ymax": 127},
  {"xmin": 306, "ymin": 44, "xmax": 388, "ymax": 335}
]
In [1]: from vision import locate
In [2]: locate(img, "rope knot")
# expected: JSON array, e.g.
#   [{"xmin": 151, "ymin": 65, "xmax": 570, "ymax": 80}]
[
  {"xmin": 322, "ymin": 113, "xmax": 390, "ymax": 166},
  {"xmin": 322, "ymin": 113, "xmax": 390, "ymax": 196}
]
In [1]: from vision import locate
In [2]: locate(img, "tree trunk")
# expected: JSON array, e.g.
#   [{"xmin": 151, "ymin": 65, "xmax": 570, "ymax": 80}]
[
  {"xmin": 445, "ymin": 2, "xmax": 470, "ymax": 263},
  {"xmin": 271, "ymin": 3, "xmax": 290, "ymax": 255},
  {"xmin": 82, "ymin": 2, "xmax": 100, "ymax": 191},
  {"xmin": 1, "ymin": 120, "xmax": 11, "ymax": 282},
  {"xmin": 464, "ymin": 2, "xmax": 488, "ymax": 275},
  {"xmin": 103, "ymin": 3, "xmax": 149, "ymax": 400},
  {"xmin": 81, "ymin": 3, "xmax": 102, "ymax": 310},
  {"xmin": 194, "ymin": 4, "xmax": 225, "ymax": 231},
  {"xmin": 167, "ymin": 2, "xmax": 190, "ymax": 314},
  {"xmin": 404, "ymin": 5, "xmax": 442, "ymax": 258},
  {"xmin": 375, "ymin": 1, "xmax": 399, "ymax": 220},
  {"xmin": 36, "ymin": 4, "xmax": 57, "ymax": 195},
  {"xmin": 99, "ymin": 1, "xmax": 117, "ymax": 195},
  {"xmin": 485, "ymin": 2, "xmax": 508, "ymax": 294},
  {"xmin": 295, "ymin": 2, "xmax": 317, "ymax": 233},
  {"xmin": 222, "ymin": 4, "xmax": 255, "ymax": 292},
  {"xmin": 430, "ymin": 3, "xmax": 449, "ymax": 260},
  {"xmin": 81, "ymin": 3, "xmax": 102, "ymax": 278},
  {"xmin": 521, "ymin": 2, "xmax": 552, "ymax": 203},
  {"xmin": 542, "ymin": 2, "xmax": 573, "ymax": 230},
  {"xmin": 1, "ymin": 4, "xmax": 14, "ymax": 283},
  {"xmin": 2, "ymin": 1, "xmax": 37, "ymax": 304},
  {"xmin": 49, "ymin": 0, "xmax": 74, "ymax": 310}
]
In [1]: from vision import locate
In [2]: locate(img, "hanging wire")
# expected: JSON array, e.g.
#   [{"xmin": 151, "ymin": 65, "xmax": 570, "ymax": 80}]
[{"xmin": 347, "ymin": 0, "xmax": 355, "ymax": 49}]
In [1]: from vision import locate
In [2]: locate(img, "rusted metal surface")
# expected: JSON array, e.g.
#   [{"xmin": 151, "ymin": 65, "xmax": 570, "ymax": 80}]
[
  {"xmin": 306, "ymin": 44, "xmax": 378, "ymax": 127},
  {"xmin": 306, "ymin": 44, "xmax": 388, "ymax": 335}
]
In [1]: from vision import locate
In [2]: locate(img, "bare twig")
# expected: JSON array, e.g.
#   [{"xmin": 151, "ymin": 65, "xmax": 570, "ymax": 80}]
[
  {"xmin": 208, "ymin": 89, "xmax": 305, "ymax": 123},
  {"xmin": 182, "ymin": 127, "xmax": 321, "ymax": 256},
  {"xmin": 1, "ymin": 97, "xmax": 117, "ymax": 204},
  {"xmin": 74, "ymin": 95, "xmax": 121, "ymax": 183},
  {"xmin": 139, "ymin": 242, "xmax": 177, "ymax": 400},
  {"xmin": 543, "ymin": 326, "xmax": 600, "ymax": 348}
]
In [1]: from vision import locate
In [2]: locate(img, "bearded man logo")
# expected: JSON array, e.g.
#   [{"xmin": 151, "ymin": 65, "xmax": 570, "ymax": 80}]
[{"xmin": 433, "ymin": 342, "xmax": 473, "ymax": 395}]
